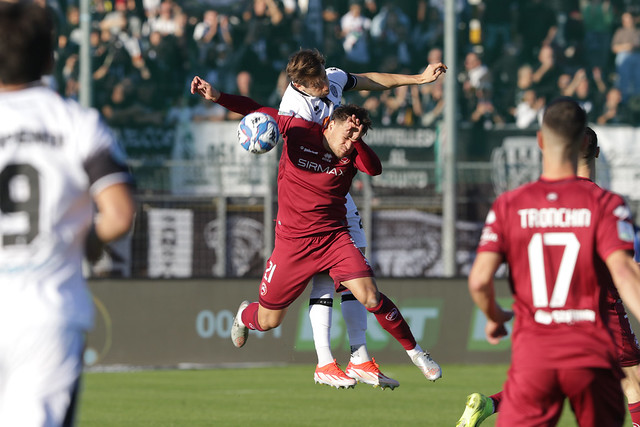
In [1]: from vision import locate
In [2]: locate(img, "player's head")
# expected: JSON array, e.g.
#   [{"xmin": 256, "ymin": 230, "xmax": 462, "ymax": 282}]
[
  {"xmin": 0, "ymin": 1, "xmax": 54, "ymax": 86},
  {"xmin": 286, "ymin": 49, "xmax": 330, "ymax": 98},
  {"xmin": 323, "ymin": 104, "xmax": 372, "ymax": 158},
  {"xmin": 582, "ymin": 127, "xmax": 600, "ymax": 162},
  {"xmin": 540, "ymin": 97, "xmax": 586, "ymax": 155}
]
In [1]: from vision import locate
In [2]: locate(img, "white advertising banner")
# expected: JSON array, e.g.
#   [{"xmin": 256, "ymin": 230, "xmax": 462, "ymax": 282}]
[
  {"xmin": 170, "ymin": 121, "xmax": 276, "ymax": 196},
  {"xmin": 148, "ymin": 208, "xmax": 193, "ymax": 278},
  {"xmin": 491, "ymin": 126, "xmax": 640, "ymax": 201},
  {"xmin": 591, "ymin": 125, "xmax": 640, "ymax": 201}
]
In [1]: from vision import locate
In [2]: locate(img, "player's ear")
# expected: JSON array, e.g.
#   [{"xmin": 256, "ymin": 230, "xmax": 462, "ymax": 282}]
[{"xmin": 536, "ymin": 131, "xmax": 543, "ymax": 150}]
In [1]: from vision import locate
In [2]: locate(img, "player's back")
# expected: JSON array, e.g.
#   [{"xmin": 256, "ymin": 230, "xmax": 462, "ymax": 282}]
[
  {"xmin": 481, "ymin": 177, "xmax": 634, "ymax": 370},
  {"xmin": 0, "ymin": 86, "xmax": 115, "ymax": 327}
]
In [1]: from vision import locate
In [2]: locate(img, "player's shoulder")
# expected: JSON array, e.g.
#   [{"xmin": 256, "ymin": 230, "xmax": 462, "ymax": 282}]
[{"xmin": 327, "ymin": 67, "xmax": 348, "ymax": 85}]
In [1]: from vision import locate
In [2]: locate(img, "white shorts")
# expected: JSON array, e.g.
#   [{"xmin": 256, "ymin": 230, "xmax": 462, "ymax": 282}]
[
  {"xmin": 345, "ymin": 192, "xmax": 367, "ymax": 249},
  {"xmin": 0, "ymin": 323, "xmax": 85, "ymax": 427}
]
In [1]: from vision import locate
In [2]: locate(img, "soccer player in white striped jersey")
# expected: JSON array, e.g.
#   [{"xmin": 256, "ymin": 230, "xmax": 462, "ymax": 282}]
[
  {"xmin": 279, "ymin": 49, "xmax": 446, "ymax": 389},
  {"xmin": 0, "ymin": 2, "xmax": 135, "ymax": 426}
]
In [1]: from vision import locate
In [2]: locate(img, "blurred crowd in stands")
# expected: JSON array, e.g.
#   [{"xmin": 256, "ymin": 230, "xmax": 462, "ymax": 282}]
[{"xmin": 49, "ymin": 0, "xmax": 640, "ymax": 127}]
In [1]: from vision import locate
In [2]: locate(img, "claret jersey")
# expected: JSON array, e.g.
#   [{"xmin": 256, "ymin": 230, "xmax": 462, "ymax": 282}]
[
  {"xmin": 278, "ymin": 67, "xmax": 366, "ymax": 245},
  {"xmin": 0, "ymin": 85, "xmax": 131, "ymax": 329},
  {"xmin": 217, "ymin": 92, "xmax": 381, "ymax": 239},
  {"xmin": 478, "ymin": 177, "xmax": 635, "ymax": 371}
]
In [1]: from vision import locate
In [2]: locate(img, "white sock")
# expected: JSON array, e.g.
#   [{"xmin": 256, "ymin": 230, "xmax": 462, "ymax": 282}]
[
  {"xmin": 406, "ymin": 344, "xmax": 424, "ymax": 359},
  {"xmin": 349, "ymin": 344, "xmax": 371, "ymax": 365},
  {"xmin": 341, "ymin": 295, "xmax": 371, "ymax": 363},
  {"xmin": 309, "ymin": 303, "xmax": 334, "ymax": 366},
  {"xmin": 309, "ymin": 273, "xmax": 336, "ymax": 367}
]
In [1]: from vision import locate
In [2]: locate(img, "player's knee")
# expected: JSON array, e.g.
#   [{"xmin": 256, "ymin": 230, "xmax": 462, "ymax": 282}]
[{"xmin": 358, "ymin": 291, "xmax": 380, "ymax": 310}]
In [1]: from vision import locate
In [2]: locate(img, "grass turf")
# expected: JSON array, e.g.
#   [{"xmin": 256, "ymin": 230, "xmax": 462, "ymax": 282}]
[{"xmin": 78, "ymin": 364, "xmax": 633, "ymax": 426}]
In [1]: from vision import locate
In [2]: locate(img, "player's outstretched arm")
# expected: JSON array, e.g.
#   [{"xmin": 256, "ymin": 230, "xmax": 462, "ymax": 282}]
[
  {"xmin": 191, "ymin": 75, "xmax": 270, "ymax": 118},
  {"xmin": 352, "ymin": 62, "xmax": 447, "ymax": 91},
  {"xmin": 191, "ymin": 75, "xmax": 221, "ymax": 102}
]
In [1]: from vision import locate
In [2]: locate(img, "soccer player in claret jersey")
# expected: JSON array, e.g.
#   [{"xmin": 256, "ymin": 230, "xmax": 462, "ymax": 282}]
[
  {"xmin": 457, "ymin": 126, "xmax": 640, "ymax": 427},
  {"xmin": 467, "ymin": 98, "xmax": 640, "ymax": 427},
  {"xmin": 0, "ymin": 2, "xmax": 136, "ymax": 426},
  {"xmin": 278, "ymin": 49, "xmax": 447, "ymax": 389},
  {"xmin": 190, "ymin": 75, "xmax": 442, "ymax": 384}
]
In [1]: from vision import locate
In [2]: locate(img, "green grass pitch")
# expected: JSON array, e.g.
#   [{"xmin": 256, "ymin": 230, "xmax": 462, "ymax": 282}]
[{"xmin": 78, "ymin": 364, "xmax": 634, "ymax": 426}]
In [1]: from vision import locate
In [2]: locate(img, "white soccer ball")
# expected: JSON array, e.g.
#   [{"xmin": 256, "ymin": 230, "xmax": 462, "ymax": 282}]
[{"xmin": 237, "ymin": 112, "xmax": 280, "ymax": 154}]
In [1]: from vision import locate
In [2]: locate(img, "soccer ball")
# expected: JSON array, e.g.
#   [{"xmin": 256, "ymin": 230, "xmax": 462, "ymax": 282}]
[{"xmin": 237, "ymin": 112, "xmax": 280, "ymax": 154}]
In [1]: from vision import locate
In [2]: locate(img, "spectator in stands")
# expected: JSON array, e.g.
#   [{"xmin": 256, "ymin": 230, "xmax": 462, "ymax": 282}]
[
  {"xmin": 380, "ymin": 84, "xmax": 421, "ymax": 127},
  {"xmin": 340, "ymin": 0, "xmax": 372, "ymax": 73},
  {"xmin": 144, "ymin": 0, "xmax": 184, "ymax": 37},
  {"xmin": 193, "ymin": 9, "xmax": 234, "ymax": 66},
  {"xmin": 459, "ymin": 51, "xmax": 491, "ymax": 121},
  {"xmin": 597, "ymin": 87, "xmax": 630, "ymax": 124},
  {"xmin": 480, "ymin": 0, "xmax": 515, "ymax": 65},
  {"xmin": 581, "ymin": 0, "xmax": 615, "ymax": 73},
  {"xmin": 556, "ymin": 6, "xmax": 586, "ymax": 75},
  {"xmin": 418, "ymin": 79, "xmax": 445, "ymax": 127},
  {"xmin": 512, "ymin": 64, "xmax": 534, "ymax": 109},
  {"xmin": 512, "ymin": 88, "xmax": 544, "ymax": 129},
  {"xmin": 463, "ymin": 51, "xmax": 490, "ymax": 92},
  {"xmin": 411, "ymin": 2, "xmax": 444, "ymax": 54},
  {"xmin": 372, "ymin": 7, "xmax": 413, "ymax": 70},
  {"xmin": 611, "ymin": 11, "xmax": 640, "ymax": 102},
  {"xmin": 532, "ymin": 45, "xmax": 562, "ymax": 102},
  {"xmin": 563, "ymin": 68, "xmax": 605, "ymax": 121},
  {"xmin": 469, "ymin": 91, "xmax": 504, "ymax": 129},
  {"xmin": 236, "ymin": 0, "xmax": 284, "ymax": 103},
  {"xmin": 227, "ymin": 71, "xmax": 254, "ymax": 121},
  {"xmin": 516, "ymin": 0, "xmax": 557, "ymax": 65}
]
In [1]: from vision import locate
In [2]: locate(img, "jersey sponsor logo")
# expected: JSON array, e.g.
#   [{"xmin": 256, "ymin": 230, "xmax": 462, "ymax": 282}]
[
  {"xmin": 0, "ymin": 130, "xmax": 64, "ymax": 148},
  {"xmin": 534, "ymin": 309, "xmax": 596, "ymax": 325},
  {"xmin": 297, "ymin": 158, "xmax": 344, "ymax": 176},
  {"xmin": 300, "ymin": 146, "xmax": 318, "ymax": 155},
  {"xmin": 617, "ymin": 220, "xmax": 635, "ymax": 242},
  {"xmin": 385, "ymin": 308, "xmax": 399, "ymax": 321},
  {"xmin": 517, "ymin": 208, "xmax": 591, "ymax": 228},
  {"xmin": 322, "ymin": 153, "xmax": 333, "ymax": 163}
]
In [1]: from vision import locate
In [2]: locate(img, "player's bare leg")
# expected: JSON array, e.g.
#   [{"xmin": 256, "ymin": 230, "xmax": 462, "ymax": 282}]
[
  {"xmin": 341, "ymin": 277, "xmax": 442, "ymax": 382},
  {"xmin": 621, "ymin": 365, "xmax": 640, "ymax": 425}
]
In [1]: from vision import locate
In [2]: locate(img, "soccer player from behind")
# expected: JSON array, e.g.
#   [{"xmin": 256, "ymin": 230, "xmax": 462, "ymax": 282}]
[
  {"xmin": 456, "ymin": 126, "xmax": 640, "ymax": 426},
  {"xmin": 0, "ymin": 2, "xmax": 136, "ymax": 426},
  {"xmin": 191, "ymin": 75, "xmax": 442, "ymax": 384},
  {"xmin": 467, "ymin": 98, "xmax": 640, "ymax": 426},
  {"xmin": 278, "ymin": 48, "xmax": 447, "ymax": 389}
]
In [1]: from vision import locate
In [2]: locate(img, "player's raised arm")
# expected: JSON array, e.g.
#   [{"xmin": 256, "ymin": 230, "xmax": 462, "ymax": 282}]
[
  {"xmin": 191, "ymin": 75, "xmax": 220, "ymax": 102},
  {"xmin": 352, "ymin": 62, "xmax": 447, "ymax": 91},
  {"xmin": 190, "ymin": 75, "xmax": 268, "ymax": 118}
]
